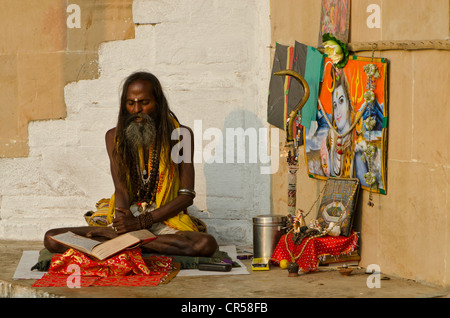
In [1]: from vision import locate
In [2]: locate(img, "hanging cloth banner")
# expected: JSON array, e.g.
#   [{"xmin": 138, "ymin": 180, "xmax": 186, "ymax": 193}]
[
  {"xmin": 298, "ymin": 43, "xmax": 324, "ymax": 130},
  {"xmin": 267, "ymin": 42, "xmax": 324, "ymax": 137},
  {"xmin": 267, "ymin": 43, "xmax": 292, "ymax": 131}
]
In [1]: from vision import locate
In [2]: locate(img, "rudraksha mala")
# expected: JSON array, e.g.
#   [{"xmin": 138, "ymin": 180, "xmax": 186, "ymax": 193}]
[{"xmin": 138, "ymin": 212, "xmax": 154, "ymax": 229}]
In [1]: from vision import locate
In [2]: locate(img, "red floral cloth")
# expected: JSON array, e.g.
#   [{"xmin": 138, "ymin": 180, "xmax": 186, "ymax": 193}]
[
  {"xmin": 32, "ymin": 248, "xmax": 176, "ymax": 287},
  {"xmin": 48, "ymin": 247, "xmax": 151, "ymax": 277},
  {"xmin": 271, "ymin": 231, "xmax": 358, "ymax": 272},
  {"xmin": 33, "ymin": 274, "xmax": 100, "ymax": 287},
  {"xmin": 32, "ymin": 274, "xmax": 162, "ymax": 287}
]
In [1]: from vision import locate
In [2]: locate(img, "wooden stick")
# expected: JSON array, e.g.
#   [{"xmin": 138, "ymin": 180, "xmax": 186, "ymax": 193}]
[
  {"xmin": 348, "ymin": 39, "xmax": 450, "ymax": 52},
  {"xmin": 317, "ymin": 39, "xmax": 450, "ymax": 52}
]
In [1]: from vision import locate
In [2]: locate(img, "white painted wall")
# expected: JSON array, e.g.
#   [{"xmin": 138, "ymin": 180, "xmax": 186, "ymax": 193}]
[{"xmin": 0, "ymin": 0, "xmax": 271, "ymax": 245}]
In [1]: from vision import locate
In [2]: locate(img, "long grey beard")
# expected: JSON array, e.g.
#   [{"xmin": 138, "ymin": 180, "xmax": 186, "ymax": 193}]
[{"xmin": 124, "ymin": 113, "xmax": 157, "ymax": 152}]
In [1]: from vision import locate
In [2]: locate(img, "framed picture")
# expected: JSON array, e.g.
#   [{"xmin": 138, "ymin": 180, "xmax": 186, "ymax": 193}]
[
  {"xmin": 316, "ymin": 177, "xmax": 360, "ymax": 236},
  {"xmin": 303, "ymin": 55, "xmax": 388, "ymax": 195},
  {"xmin": 318, "ymin": 0, "xmax": 351, "ymax": 46}
]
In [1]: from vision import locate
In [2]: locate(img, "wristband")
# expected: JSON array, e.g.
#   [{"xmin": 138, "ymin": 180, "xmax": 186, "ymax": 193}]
[{"xmin": 178, "ymin": 188, "xmax": 196, "ymax": 198}]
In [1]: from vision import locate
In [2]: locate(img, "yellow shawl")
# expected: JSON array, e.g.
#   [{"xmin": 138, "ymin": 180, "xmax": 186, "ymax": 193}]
[{"xmin": 86, "ymin": 117, "xmax": 198, "ymax": 232}]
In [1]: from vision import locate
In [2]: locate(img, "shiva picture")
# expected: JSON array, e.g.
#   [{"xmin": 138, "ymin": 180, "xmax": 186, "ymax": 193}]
[{"xmin": 304, "ymin": 55, "xmax": 388, "ymax": 195}]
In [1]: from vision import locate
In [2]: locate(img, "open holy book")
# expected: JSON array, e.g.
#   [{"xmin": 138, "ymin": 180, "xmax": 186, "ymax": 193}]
[{"xmin": 50, "ymin": 229, "xmax": 157, "ymax": 261}]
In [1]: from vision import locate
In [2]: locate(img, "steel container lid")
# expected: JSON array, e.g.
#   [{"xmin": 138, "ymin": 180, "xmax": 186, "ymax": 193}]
[{"xmin": 252, "ymin": 214, "xmax": 286, "ymax": 225}]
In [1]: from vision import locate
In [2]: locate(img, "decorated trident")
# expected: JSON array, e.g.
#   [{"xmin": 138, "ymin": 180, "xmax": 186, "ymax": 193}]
[{"xmin": 274, "ymin": 70, "xmax": 310, "ymax": 215}]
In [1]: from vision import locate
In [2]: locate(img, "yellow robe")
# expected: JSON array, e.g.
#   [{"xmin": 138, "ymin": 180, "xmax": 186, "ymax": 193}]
[{"xmin": 85, "ymin": 118, "xmax": 198, "ymax": 232}]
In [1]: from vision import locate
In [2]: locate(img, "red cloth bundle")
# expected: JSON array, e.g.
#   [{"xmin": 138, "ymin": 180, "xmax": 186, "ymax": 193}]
[
  {"xmin": 271, "ymin": 231, "xmax": 358, "ymax": 272},
  {"xmin": 32, "ymin": 248, "xmax": 175, "ymax": 287}
]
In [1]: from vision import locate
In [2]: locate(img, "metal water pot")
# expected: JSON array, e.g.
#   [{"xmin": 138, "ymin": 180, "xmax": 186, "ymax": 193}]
[{"xmin": 252, "ymin": 215, "xmax": 286, "ymax": 259}]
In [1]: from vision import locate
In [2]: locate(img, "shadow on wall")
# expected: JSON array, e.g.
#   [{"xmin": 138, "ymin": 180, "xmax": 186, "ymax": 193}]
[{"xmin": 190, "ymin": 110, "xmax": 272, "ymax": 246}]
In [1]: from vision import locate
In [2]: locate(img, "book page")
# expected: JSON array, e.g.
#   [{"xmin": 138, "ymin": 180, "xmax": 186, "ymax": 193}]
[
  {"xmin": 51, "ymin": 232, "xmax": 101, "ymax": 254},
  {"xmin": 91, "ymin": 233, "xmax": 140, "ymax": 260},
  {"xmin": 128, "ymin": 229, "xmax": 156, "ymax": 241}
]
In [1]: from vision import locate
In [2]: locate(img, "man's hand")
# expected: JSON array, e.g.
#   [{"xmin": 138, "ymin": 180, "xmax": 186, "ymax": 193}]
[
  {"xmin": 86, "ymin": 227, "xmax": 118, "ymax": 240},
  {"xmin": 112, "ymin": 208, "xmax": 140, "ymax": 234}
]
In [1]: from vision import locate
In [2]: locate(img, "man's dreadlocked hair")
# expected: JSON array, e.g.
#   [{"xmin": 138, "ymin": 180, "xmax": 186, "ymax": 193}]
[{"xmin": 113, "ymin": 72, "xmax": 179, "ymax": 196}]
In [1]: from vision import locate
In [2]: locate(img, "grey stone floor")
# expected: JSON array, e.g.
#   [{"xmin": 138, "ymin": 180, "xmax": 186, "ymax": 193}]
[{"xmin": 1, "ymin": 239, "xmax": 448, "ymax": 300}]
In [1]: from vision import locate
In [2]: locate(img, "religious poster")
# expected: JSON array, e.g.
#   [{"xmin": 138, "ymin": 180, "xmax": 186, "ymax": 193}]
[
  {"xmin": 303, "ymin": 55, "xmax": 388, "ymax": 195},
  {"xmin": 318, "ymin": 0, "xmax": 351, "ymax": 46}
]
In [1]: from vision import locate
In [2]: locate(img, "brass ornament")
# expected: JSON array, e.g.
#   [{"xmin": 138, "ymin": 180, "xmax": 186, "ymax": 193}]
[{"xmin": 274, "ymin": 70, "xmax": 310, "ymax": 142}]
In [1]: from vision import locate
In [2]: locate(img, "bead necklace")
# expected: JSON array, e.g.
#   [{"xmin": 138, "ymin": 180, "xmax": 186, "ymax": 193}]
[{"xmin": 136, "ymin": 140, "xmax": 160, "ymax": 206}]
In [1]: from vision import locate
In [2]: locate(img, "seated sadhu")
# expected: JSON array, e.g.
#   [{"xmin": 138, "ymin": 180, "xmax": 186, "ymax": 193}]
[{"xmin": 44, "ymin": 71, "xmax": 218, "ymax": 257}]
